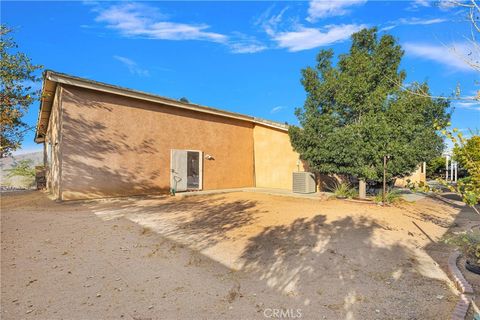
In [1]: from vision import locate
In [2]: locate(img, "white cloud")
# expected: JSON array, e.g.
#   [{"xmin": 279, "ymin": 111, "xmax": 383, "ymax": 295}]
[
  {"xmin": 229, "ymin": 42, "xmax": 267, "ymax": 54},
  {"xmin": 412, "ymin": 0, "xmax": 431, "ymax": 7},
  {"xmin": 380, "ymin": 17, "xmax": 447, "ymax": 31},
  {"xmin": 408, "ymin": 0, "xmax": 455, "ymax": 10},
  {"xmin": 403, "ymin": 42, "xmax": 477, "ymax": 72},
  {"xmin": 437, "ymin": 0, "xmax": 456, "ymax": 10},
  {"xmin": 258, "ymin": 6, "xmax": 364, "ymax": 52},
  {"xmin": 91, "ymin": 3, "xmax": 268, "ymax": 54},
  {"xmin": 307, "ymin": 0, "xmax": 367, "ymax": 22},
  {"xmin": 272, "ymin": 24, "xmax": 366, "ymax": 52},
  {"xmin": 228, "ymin": 32, "xmax": 268, "ymax": 54},
  {"xmin": 113, "ymin": 55, "xmax": 150, "ymax": 77},
  {"xmin": 270, "ymin": 106, "xmax": 285, "ymax": 114},
  {"xmin": 380, "ymin": 25, "xmax": 396, "ymax": 32},
  {"xmin": 398, "ymin": 17, "xmax": 447, "ymax": 25},
  {"xmin": 455, "ymin": 101, "xmax": 480, "ymax": 111},
  {"xmin": 259, "ymin": 6, "xmax": 290, "ymax": 37},
  {"xmin": 95, "ymin": 3, "xmax": 227, "ymax": 43}
]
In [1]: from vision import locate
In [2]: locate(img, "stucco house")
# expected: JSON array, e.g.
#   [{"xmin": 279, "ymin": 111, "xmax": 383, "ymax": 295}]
[
  {"xmin": 394, "ymin": 163, "xmax": 426, "ymax": 188},
  {"xmin": 35, "ymin": 71, "xmax": 305, "ymax": 200},
  {"xmin": 35, "ymin": 71, "xmax": 426, "ymax": 200}
]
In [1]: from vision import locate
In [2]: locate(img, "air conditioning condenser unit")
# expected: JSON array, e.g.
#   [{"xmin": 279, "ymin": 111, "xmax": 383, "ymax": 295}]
[{"xmin": 292, "ymin": 172, "xmax": 316, "ymax": 194}]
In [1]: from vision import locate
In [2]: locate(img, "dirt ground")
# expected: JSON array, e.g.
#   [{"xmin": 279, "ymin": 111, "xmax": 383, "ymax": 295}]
[{"xmin": 0, "ymin": 190, "xmax": 470, "ymax": 319}]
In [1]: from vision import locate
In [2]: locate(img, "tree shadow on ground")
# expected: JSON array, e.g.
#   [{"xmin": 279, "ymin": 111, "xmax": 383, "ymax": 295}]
[
  {"xmin": 86, "ymin": 195, "xmax": 262, "ymax": 250},
  {"xmin": 396, "ymin": 202, "xmax": 454, "ymax": 228},
  {"xmin": 79, "ymin": 190, "xmax": 462, "ymax": 318},
  {"xmin": 439, "ymin": 192, "xmax": 465, "ymax": 202},
  {"xmin": 236, "ymin": 214, "xmax": 455, "ymax": 319}
]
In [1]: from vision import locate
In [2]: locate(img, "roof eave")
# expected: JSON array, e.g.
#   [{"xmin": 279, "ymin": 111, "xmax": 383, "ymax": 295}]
[
  {"xmin": 33, "ymin": 70, "xmax": 290, "ymax": 144},
  {"xmin": 47, "ymin": 71, "xmax": 258, "ymax": 123},
  {"xmin": 34, "ymin": 72, "xmax": 57, "ymax": 143}
]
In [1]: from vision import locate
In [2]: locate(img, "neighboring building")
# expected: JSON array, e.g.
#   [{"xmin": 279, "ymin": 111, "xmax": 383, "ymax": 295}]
[
  {"xmin": 394, "ymin": 162, "xmax": 427, "ymax": 188},
  {"xmin": 35, "ymin": 71, "xmax": 304, "ymax": 200}
]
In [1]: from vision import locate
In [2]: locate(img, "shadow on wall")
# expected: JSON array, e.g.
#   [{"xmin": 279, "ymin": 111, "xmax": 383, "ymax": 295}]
[
  {"xmin": 58, "ymin": 86, "xmax": 256, "ymax": 199},
  {"xmin": 60, "ymin": 89, "xmax": 163, "ymax": 199},
  {"xmin": 317, "ymin": 174, "xmax": 342, "ymax": 191},
  {"xmin": 300, "ymin": 161, "xmax": 346, "ymax": 192}
]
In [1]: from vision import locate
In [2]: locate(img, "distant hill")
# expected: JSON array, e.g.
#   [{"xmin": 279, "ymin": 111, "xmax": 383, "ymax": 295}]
[{"xmin": 1, "ymin": 151, "xmax": 43, "ymax": 188}]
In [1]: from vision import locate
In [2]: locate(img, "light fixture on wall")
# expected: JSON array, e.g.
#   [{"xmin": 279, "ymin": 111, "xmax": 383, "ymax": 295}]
[{"xmin": 205, "ymin": 154, "xmax": 215, "ymax": 160}]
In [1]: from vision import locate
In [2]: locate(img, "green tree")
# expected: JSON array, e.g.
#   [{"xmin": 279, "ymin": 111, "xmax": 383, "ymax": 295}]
[
  {"xmin": 6, "ymin": 159, "xmax": 35, "ymax": 179},
  {"xmin": 6, "ymin": 158, "xmax": 36, "ymax": 188},
  {"xmin": 454, "ymin": 135, "xmax": 480, "ymax": 168},
  {"xmin": 1, "ymin": 25, "xmax": 43, "ymax": 158},
  {"xmin": 426, "ymin": 156, "xmax": 446, "ymax": 179},
  {"xmin": 289, "ymin": 28, "xmax": 450, "ymax": 188},
  {"xmin": 441, "ymin": 130, "xmax": 480, "ymax": 211}
]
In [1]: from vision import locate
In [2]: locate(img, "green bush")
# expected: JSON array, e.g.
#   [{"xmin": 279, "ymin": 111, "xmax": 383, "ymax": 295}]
[
  {"xmin": 330, "ymin": 182, "xmax": 358, "ymax": 198},
  {"xmin": 374, "ymin": 189, "xmax": 402, "ymax": 204},
  {"xmin": 444, "ymin": 230, "xmax": 480, "ymax": 264},
  {"xmin": 405, "ymin": 180, "xmax": 441, "ymax": 193}
]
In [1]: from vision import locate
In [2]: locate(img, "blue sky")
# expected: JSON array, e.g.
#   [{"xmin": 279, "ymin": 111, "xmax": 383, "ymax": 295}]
[{"xmin": 2, "ymin": 0, "xmax": 479, "ymax": 154}]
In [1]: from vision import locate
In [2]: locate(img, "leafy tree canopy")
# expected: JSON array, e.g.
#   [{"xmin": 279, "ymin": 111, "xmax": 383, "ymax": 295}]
[
  {"xmin": 443, "ymin": 131, "xmax": 480, "ymax": 208},
  {"xmin": 1, "ymin": 25, "xmax": 43, "ymax": 158},
  {"xmin": 426, "ymin": 156, "xmax": 446, "ymax": 179},
  {"xmin": 454, "ymin": 135, "xmax": 480, "ymax": 168},
  {"xmin": 289, "ymin": 28, "xmax": 450, "ymax": 183}
]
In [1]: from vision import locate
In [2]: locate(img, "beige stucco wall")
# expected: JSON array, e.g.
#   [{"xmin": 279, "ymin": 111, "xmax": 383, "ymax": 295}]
[
  {"xmin": 58, "ymin": 85, "xmax": 255, "ymax": 200},
  {"xmin": 394, "ymin": 162, "xmax": 426, "ymax": 187},
  {"xmin": 253, "ymin": 124, "xmax": 303, "ymax": 190},
  {"xmin": 45, "ymin": 86, "xmax": 62, "ymax": 199}
]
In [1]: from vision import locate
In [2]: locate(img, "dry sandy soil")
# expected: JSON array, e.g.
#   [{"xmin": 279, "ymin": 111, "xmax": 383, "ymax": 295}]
[{"xmin": 0, "ymin": 190, "xmax": 472, "ymax": 319}]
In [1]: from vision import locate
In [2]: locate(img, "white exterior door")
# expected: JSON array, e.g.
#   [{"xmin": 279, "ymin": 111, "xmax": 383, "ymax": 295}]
[
  {"xmin": 171, "ymin": 149, "xmax": 188, "ymax": 192},
  {"xmin": 171, "ymin": 149, "xmax": 203, "ymax": 192}
]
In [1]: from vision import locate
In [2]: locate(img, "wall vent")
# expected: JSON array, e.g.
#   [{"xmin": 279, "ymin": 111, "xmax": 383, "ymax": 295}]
[{"xmin": 292, "ymin": 172, "xmax": 316, "ymax": 194}]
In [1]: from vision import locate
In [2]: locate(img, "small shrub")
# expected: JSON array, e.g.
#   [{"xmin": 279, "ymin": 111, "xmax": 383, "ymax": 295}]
[
  {"xmin": 444, "ymin": 230, "xmax": 480, "ymax": 264},
  {"xmin": 406, "ymin": 181, "xmax": 438, "ymax": 193},
  {"xmin": 349, "ymin": 188, "xmax": 359, "ymax": 199},
  {"xmin": 374, "ymin": 189, "xmax": 402, "ymax": 204},
  {"xmin": 330, "ymin": 182, "xmax": 357, "ymax": 198}
]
